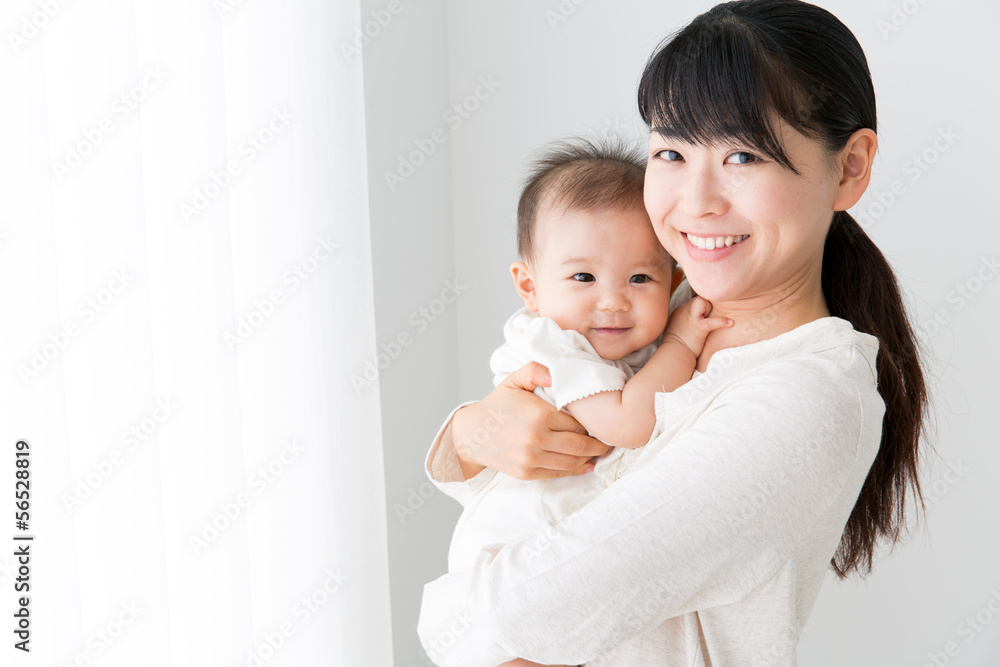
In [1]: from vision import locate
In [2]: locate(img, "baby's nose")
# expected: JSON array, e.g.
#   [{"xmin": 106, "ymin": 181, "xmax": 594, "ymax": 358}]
[{"xmin": 597, "ymin": 289, "xmax": 630, "ymax": 312}]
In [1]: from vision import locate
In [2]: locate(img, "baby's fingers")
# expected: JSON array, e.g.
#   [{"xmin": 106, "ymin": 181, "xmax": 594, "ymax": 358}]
[
  {"xmin": 700, "ymin": 315, "xmax": 734, "ymax": 333},
  {"xmin": 687, "ymin": 295, "xmax": 713, "ymax": 318}
]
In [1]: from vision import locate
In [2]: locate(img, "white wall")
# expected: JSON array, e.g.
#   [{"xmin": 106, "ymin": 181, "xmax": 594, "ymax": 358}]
[
  {"xmin": 360, "ymin": 1, "xmax": 459, "ymax": 665},
  {"xmin": 368, "ymin": 0, "xmax": 1000, "ymax": 664}
]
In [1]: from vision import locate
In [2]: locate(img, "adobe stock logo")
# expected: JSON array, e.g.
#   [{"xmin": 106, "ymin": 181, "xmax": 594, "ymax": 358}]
[
  {"xmin": 350, "ymin": 278, "xmax": 468, "ymax": 393},
  {"xmin": 854, "ymin": 126, "xmax": 959, "ymax": 229},
  {"xmin": 179, "ymin": 108, "xmax": 294, "ymax": 223},
  {"xmin": 545, "ymin": 0, "xmax": 590, "ymax": 30},
  {"xmin": 921, "ymin": 588, "xmax": 1000, "ymax": 667},
  {"xmin": 17, "ymin": 269, "xmax": 134, "ymax": 385},
  {"xmin": 62, "ymin": 398, "xmax": 178, "ymax": 512},
  {"xmin": 877, "ymin": 0, "xmax": 931, "ymax": 40},
  {"xmin": 224, "ymin": 236, "xmax": 339, "ymax": 351},
  {"xmin": 8, "ymin": 0, "xmax": 73, "ymax": 53},
  {"xmin": 234, "ymin": 567, "xmax": 348, "ymax": 667},
  {"xmin": 339, "ymin": 0, "xmax": 416, "ymax": 63},
  {"xmin": 58, "ymin": 600, "xmax": 144, "ymax": 666},
  {"xmin": 916, "ymin": 254, "xmax": 999, "ymax": 345},
  {"xmin": 51, "ymin": 66, "xmax": 168, "ymax": 182},
  {"xmin": 189, "ymin": 440, "xmax": 305, "ymax": 556},
  {"xmin": 383, "ymin": 77, "xmax": 501, "ymax": 192}
]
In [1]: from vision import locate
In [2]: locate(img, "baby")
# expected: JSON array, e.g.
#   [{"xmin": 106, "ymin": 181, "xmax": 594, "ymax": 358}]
[{"xmin": 434, "ymin": 139, "xmax": 729, "ymax": 667}]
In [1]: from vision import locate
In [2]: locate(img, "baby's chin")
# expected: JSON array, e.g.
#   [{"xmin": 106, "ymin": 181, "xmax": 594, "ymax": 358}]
[{"xmin": 591, "ymin": 338, "xmax": 658, "ymax": 362}]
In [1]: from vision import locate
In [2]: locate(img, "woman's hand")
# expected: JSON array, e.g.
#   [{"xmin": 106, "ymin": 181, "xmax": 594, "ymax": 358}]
[{"xmin": 452, "ymin": 362, "xmax": 610, "ymax": 480}]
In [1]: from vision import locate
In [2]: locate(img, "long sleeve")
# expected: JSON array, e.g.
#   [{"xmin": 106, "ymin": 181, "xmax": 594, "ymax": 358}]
[
  {"xmin": 425, "ymin": 307, "xmax": 647, "ymax": 505},
  {"xmin": 418, "ymin": 349, "xmax": 882, "ymax": 666},
  {"xmin": 423, "ymin": 401, "xmax": 496, "ymax": 506}
]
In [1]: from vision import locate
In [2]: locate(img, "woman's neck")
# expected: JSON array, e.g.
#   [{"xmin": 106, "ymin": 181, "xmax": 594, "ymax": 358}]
[{"xmin": 694, "ymin": 280, "xmax": 831, "ymax": 373}]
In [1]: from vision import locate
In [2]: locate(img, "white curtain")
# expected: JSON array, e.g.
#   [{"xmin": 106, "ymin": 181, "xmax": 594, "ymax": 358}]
[{"xmin": 0, "ymin": 0, "xmax": 392, "ymax": 664}]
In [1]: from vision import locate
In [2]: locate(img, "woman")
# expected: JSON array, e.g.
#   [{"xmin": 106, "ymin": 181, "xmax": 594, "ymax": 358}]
[{"xmin": 418, "ymin": 1, "xmax": 927, "ymax": 664}]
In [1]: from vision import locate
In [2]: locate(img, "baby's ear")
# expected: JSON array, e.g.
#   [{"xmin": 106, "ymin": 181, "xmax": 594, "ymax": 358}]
[{"xmin": 510, "ymin": 261, "xmax": 538, "ymax": 311}]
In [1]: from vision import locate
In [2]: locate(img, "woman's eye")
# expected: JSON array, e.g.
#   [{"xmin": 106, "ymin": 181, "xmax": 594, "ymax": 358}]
[
  {"xmin": 572, "ymin": 273, "xmax": 595, "ymax": 283},
  {"xmin": 725, "ymin": 151, "xmax": 758, "ymax": 165},
  {"xmin": 630, "ymin": 274, "xmax": 651, "ymax": 284},
  {"xmin": 654, "ymin": 149, "xmax": 683, "ymax": 162}
]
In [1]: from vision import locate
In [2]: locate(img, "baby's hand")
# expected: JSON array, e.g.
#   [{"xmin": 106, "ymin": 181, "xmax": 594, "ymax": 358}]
[{"xmin": 662, "ymin": 296, "xmax": 732, "ymax": 358}]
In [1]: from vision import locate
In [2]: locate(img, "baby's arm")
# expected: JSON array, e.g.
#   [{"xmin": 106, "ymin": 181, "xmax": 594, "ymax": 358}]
[{"xmin": 563, "ymin": 297, "xmax": 731, "ymax": 449}]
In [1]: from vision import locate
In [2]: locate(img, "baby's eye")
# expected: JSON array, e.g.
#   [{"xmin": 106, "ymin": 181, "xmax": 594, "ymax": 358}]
[
  {"xmin": 572, "ymin": 273, "xmax": 595, "ymax": 283},
  {"xmin": 630, "ymin": 274, "xmax": 651, "ymax": 284},
  {"xmin": 653, "ymin": 149, "xmax": 683, "ymax": 162},
  {"xmin": 725, "ymin": 151, "xmax": 759, "ymax": 165}
]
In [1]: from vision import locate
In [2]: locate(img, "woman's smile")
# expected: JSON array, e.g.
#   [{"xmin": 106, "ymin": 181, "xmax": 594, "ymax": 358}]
[
  {"xmin": 684, "ymin": 232, "xmax": 750, "ymax": 250},
  {"xmin": 644, "ymin": 119, "xmax": 843, "ymax": 305},
  {"xmin": 681, "ymin": 232, "xmax": 751, "ymax": 262}
]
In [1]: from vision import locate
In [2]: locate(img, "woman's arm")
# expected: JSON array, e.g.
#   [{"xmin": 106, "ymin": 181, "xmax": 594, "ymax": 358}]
[
  {"xmin": 433, "ymin": 299, "xmax": 726, "ymax": 481},
  {"xmin": 439, "ymin": 362, "xmax": 612, "ymax": 482},
  {"xmin": 561, "ymin": 297, "xmax": 732, "ymax": 449},
  {"xmin": 418, "ymin": 357, "xmax": 880, "ymax": 666}
]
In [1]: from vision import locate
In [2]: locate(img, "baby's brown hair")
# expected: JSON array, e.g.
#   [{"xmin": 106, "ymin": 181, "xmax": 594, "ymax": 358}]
[{"xmin": 517, "ymin": 137, "xmax": 648, "ymax": 264}]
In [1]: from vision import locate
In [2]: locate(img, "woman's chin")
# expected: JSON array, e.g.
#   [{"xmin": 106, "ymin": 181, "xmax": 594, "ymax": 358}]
[{"xmin": 681, "ymin": 277, "xmax": 740, "ymax": 304}]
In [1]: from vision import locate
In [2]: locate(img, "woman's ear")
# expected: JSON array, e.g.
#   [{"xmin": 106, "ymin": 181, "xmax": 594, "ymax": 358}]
[
  {"xmin": 510, "ymin": 261, "xmax": 538, "ymax": 311},
  {"xmin": 832, "ymin": 128, "xmax": 878, "ymax": 212}
]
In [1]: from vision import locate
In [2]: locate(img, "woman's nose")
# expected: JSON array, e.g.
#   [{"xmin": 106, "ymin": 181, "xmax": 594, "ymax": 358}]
[{"xmin": 679, "ymin": 166, "xmax": 728, "ymax": 219}]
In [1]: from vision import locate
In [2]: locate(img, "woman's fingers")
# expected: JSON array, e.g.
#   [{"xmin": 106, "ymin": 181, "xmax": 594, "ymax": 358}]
[
  {"xmin": 529, "ymin": 431, "xmax": 610, "ymax": 479},
  {"xmin": 451, "ymin": 361, "xmax": 610, "ymax": 480},
  {"xmin": 545, "ymin": 406, "xmax": 589, "ymax": 434},
  {"xmin": 532, "ymin": 451, "xmax": 599, "ymax": 479},
  {"xmin": 543, "ymin": 419, "xmax": 610, "ymax": 458},
  {"xmin": 489, "ymin": 434, "xmax": 606, "ymax": 481},
  {"xmin": 452, "ymin": 378, "xmax": 554, "ymax": 474},
  {"xmin": 500, "ymin": 361, "xmax": 552, "ymax": 392}
]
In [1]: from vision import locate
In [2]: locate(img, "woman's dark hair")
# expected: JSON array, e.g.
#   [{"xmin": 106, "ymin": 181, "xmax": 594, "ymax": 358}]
[{"xmin": 637, "ymin": 0, "xmax": 928, "ymax": 578}]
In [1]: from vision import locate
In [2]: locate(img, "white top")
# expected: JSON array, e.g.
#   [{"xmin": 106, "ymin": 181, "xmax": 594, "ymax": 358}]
[
  {"xmin": 418, "ymin": 316, "xmax": 883, "ymax": 666},
  {"xmin": 490, "ymin": 306, "xmax": 657, "ymax": 411},
  {"xmin": 491, "ymin": 307, "xmax": 658, "ymax": 486},
  {"xmin": 441, "ymin": 308, "xmax": 660, "ymax": 572}
]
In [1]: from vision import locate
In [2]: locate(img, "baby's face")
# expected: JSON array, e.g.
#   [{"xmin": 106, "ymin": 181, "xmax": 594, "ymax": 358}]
[{"xmin": 525, "ymin": 205, "xmax": 674, "ymax": 360}]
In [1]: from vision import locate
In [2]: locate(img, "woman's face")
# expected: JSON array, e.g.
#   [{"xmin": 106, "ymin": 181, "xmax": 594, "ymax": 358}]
[{"xmin": 644, "ymin": 118, "xmax": 841, "ymax": 307}]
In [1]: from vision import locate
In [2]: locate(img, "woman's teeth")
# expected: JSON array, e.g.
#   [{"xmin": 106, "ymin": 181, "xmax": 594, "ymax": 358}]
[{"xmin": 685, "ymin": 233, "xmax": 750, "ymax": 250}]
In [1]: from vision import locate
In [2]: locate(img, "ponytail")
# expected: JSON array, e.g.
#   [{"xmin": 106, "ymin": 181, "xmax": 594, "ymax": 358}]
[
  {"xmin": 823, "ymin": 211, "xmax": 928, "ymax": 578},
  {"xmin": 637, "ymin": 0, "xmax": 930, "ymax": 578}
]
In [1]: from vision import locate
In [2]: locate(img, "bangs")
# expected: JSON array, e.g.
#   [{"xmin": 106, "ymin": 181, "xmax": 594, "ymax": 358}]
[{"xmin": 638, "ymin": 15, "xmax": 825, "ymax": 174}]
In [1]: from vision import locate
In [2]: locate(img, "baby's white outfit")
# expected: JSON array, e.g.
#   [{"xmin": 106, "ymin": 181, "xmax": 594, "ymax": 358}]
[{"xmin": 442, "ymin": 306, "xmax": 662, "ymax": 572}]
